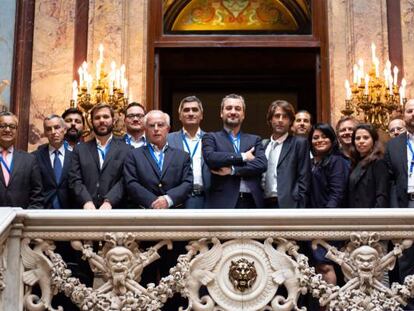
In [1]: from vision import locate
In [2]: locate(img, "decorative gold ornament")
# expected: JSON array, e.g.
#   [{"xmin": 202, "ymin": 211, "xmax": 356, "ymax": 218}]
[
  {"xmin": 228, "ymin": 257, "xmax": 257, "ymax": 292},
  {"xmin": 70, "ymin": 44, "xmax": 128, "ymax": 136},
  {"xmin": 343, "ymin": 43, "xmax": 407, "ymax": 130}
]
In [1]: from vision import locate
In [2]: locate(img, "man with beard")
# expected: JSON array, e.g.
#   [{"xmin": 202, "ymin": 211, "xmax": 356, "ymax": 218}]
[
  {"xmin": 33, "ymin": 115, "xmax": 74, "ymax": 209},
  {"xmin": 62, "ymin": 108, "xmax": 84, "ymax": 150},
  {"xmin": 0, "ymin": 111, "xmax": 43, "ymax": 208},
  {"xmin": 385, "ymin": 99, "xmax": 414, "ymax": 307},
  {"xmin": 202, "ymin": 94, "xmax": 267, "ymax": 208},
  {"xmin": 167, "ymin": 96, "xmax": 210, "ymax": 209},
  {"xmin": 262, "ymin": 100, "xmax": 311, "ymax": 208},
  {"xmin": 69, "ymin": 103, "xmax": 131, "ymax": 209},
  {"xmin": 291, "ymin": 110, "xmax": 312, "ymax": 137},
  {"xmin": 123, "ymin": 102, "xmax": 146, "ymax": 148},
  {"xmin": 335, "ymin": 116, "xmax": 358, "ymax": 159}
]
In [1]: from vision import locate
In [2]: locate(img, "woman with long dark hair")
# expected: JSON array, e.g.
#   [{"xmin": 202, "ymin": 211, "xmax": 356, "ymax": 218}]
[
  {"xmin": 348, "ymin": 123, "xmax": 389, "ymax": 208},
  {"xmin": 308, "ymin": 123, "xmax": 350, "ymax": 285}
]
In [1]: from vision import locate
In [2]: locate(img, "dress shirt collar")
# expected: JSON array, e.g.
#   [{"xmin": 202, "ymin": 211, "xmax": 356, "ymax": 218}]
[
  {"xmin": 126, "ymin": 133, "xmax": 146, "ymax": 143},
  {"xmin": 270, "ymin": 132, "xmax": 289, "ymax": 145},
  {"xmin": 150, "ymin": 142, "xmax": 168, "ymax": 153},
  {"xmin": 96, "ymin": 134, "xmax": 113, "ymax": 148},
  {"xmin": 182, "ymin": 127, "xmax": 202, "ymax": 139},
  {"xmin": 407, "ymin": 131, "xmax": 414, "ymax": 142},
  {"xmin": 223, "ymin": 126, "xmax": 240, "ymax": 137},
  {"xmin": 0, "ymin": 145, "xmax": 14, "ymax": 154},
  {"xmin": 48, "ymin": 144, "xmax": 65, "ymax": 156}
]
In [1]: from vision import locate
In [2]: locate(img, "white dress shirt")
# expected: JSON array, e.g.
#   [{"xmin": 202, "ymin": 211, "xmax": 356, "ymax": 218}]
[
  {"xmin": 407, "ymin": 133, "xmax": 414, "ymax": 193},
  {"xmin": 48, "ymin": 144, "xmax": 65, "ymax": 168},
  {"xmin": 182, "ymin": 128, "xmax": 203, "ymax": 187},
  {"xmin": 96, "ymin": 135, "xmax": 113, "ymax": 168}
]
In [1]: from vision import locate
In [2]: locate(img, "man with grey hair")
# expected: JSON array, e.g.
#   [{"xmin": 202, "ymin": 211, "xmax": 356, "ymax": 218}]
[
  {"xmin": 33, "ymin": 114, "xmax": 74, "ymax": 209},
  {"xmin": 0, "ymin": 111, "xmax": 43, "ymax": 208},
  {"xmin": 124, "ymin": 110, "xmax": 193, "ymax": 209},
  {"xmin": 167, "ymin": 96, "xmax": 210, "ymax": 208},
  {"xmin": 202, "ymin": 94, "xmax": 267, "ymax": 208}
]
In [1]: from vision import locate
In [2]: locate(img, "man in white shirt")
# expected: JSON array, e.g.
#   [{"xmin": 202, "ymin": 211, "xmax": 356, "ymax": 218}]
[
  {"xmin": 167, "ymin": 96, "xmax": 210, "ymax": 208},
  {"xmin": 123, "ymin": 102, "xmax": 146, "ymax": 148}
]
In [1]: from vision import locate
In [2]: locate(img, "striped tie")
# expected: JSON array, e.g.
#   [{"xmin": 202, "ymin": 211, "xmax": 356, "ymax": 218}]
[{"xmin": 1, "ymin": 150, "xmax": 10, "ymax": 186}]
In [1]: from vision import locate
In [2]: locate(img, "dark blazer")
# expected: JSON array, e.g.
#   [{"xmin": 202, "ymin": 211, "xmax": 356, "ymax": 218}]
[
  {"xmin": 32, "ymin": 144, "xmax": 74, "ymax": 209},
  {"xmin": 167, "ymin": 130, "xmax": 211, "ymax": 190},
  {"xmin": 69, "ymin": 137, "xmax": 132, "ymax": 208},
  {"xmin": 348, "ymin": 159, "xmax": 389, "ymax": 208},
  {"xmin": 262, "ymin": 135, "xmax": 311, "ymax": 208},
  {"xmin": 202, "ymin": 130, "xmax": 267, "ymax": 208},
  {"xmin": 124, "ymin": 145, "xmax": 193, "ymax": 208},
  {"xmin": 310, "ymin": 154, "xmax": 349, "ymax": 208},
  {"xmin": 384, "ymin": 133, "xmax": 409, "ymax": 208},
  {"xmin": 0, "ymin": 150, "xmax": 43, "ymax": 209}
]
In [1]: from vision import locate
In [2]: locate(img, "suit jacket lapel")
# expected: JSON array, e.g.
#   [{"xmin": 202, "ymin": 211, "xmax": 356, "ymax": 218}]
[
  {"xmin": 101, "ymin": 139, "xmax": 117, "ymax": 171},
  {"xmin": 350, "ymin": 163, "xmax": 367, "ymax": 188},
  {"xmin": 8, "ymin": 150, "xmax": 22, "ymax": 185},
  {"xmin": 277, "ymin": 135, "xmax": 293, "ymax": 167},
  {"xmin": 401, "ymin": 133, "xmax": 409, "ymax": 176},
  {"xmin": 60, "ymin": 149, "xmax": 71, "ymax": 185},
  {"xmin": 87, "ymin": 140, "xmax": 100, "ymax": 170},
  {"xmin": 160, "ymin": 148, "xmax": 173, "ymax": 179},
  {"xmin": 143, "ymin": 146, "xmax": 162, "ymax": 178},
  {"xmin": 221, "ymin": 129, "xmax": 237, "ymax": 153},
  {"xmin": 40, "ymin": 146, "xmax": 56, "ymax": 185},
  {"xmin": 175, "ymin": 132, "xmax": 184, "ymax": 151}
]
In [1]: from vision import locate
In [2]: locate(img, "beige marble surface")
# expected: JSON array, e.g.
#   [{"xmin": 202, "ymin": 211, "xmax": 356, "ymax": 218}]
[
  {"xmin": 29, "ymin": 0, "xmax": 76, "ymax": 151},
  {"xmin": 327, "ymin": 0, "xmax": 389, "ymax": 126},
  {"xmin": 401, "ymin": 0, "xmax": 414, "ymax": 99}
]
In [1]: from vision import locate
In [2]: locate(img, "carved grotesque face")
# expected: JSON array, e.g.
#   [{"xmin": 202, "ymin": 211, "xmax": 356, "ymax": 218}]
[
  {"xmin": 229, "ymin": 258, "xmax": 257, "ymax": 292},
  {"xmin": 352, "ymin": 246, "xmax": 379, "ymax": 279},
  {"xmin": 106, "ymin": 247, "xmax": 133, "ymax": 288}
]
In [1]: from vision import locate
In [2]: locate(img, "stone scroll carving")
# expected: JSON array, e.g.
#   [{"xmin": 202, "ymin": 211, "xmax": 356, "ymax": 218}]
[{"xmin": 19, "ymin": 233, "xmax": 414, "ymax": 311}]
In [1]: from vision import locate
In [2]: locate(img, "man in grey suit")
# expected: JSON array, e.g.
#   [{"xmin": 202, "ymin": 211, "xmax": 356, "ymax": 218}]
[
  {"xmin": 167, "ymin": 96, "xmax": 210, "ymax": 208},
  {"xmin": 262, "ymin": 100, "xmax": 311, "ymax": 208},
  {"xmin": 69, "ymin": 103, "xmax": 132, "ymax": 209}
]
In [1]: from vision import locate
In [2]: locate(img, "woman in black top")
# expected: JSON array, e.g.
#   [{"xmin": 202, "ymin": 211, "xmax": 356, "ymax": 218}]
[
  {"xmin": 348, "ymin": 123, "xmax": 389, "ymax": 208},
  {"xmin": 308, "ymin": 123, "xmax": 350, "ymax": 285}
]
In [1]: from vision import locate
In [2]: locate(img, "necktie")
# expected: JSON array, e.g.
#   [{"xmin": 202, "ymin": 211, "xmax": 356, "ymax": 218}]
[
  {"xmin": 265, "ymin": 141, "xmax": 279, "ymax": 197},
  {"xmin": 1, "ymin": 150, "xmax": 10, "ymax": 186},
  {"xmin": 52, "ymin": 150, "xmax": 62, "ymax": 209}
]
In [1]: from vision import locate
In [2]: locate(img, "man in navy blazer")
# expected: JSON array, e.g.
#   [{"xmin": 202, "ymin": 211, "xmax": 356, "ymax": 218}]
[
  {"xmin": 33, "ymin": 115, "xmax": 74, "ymax": 209},
  {"xmin": 0, "ymin": 112, "xmax": 43, "ymax": 209},
  {"xmin": 167, "ymin": 96, "xmax": 210, "ymax": 209},
  {"xmin": 69, "ymin": 103, "xmax": 132, "ymax": 209},
  {"xmin": 124, "ymin": 110, "xmax": 193, "ymax": 209},
  {"xmin": 202, "ymin": 94, "xmax": 267, "ymax": 208}
]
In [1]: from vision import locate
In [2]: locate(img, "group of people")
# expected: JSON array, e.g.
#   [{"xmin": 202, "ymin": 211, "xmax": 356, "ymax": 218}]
[{"xmin": 0, "ymin": 94, "xmax": 413, "ymax": 211}]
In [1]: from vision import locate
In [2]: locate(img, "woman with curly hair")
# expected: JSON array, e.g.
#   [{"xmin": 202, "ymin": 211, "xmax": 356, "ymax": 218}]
[{"xmin": 348, "ymin": 123, "xmax": 389, "ymax": 208}]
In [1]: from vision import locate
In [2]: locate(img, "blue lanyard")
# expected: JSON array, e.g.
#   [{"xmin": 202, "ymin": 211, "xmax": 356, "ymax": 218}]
[
  {"xmin": 228, "ymin": 132, "xmax": 241, "ymax": 154},
  {"xmin": 408, "ymin": 139, "xmax": 414, "ymax": 176},
  {"xmin": 148, "ymin": 144, "xmax": 164, "ymax": 171},
  {"xmin": 0, "ymin": 153, "xmax": 13, "ymax": 175},
  {"xmin": 181, "ymin": 130, "xmax": 201, "ymax": 160},
  {"xmin": 97, "ymin": 142, "xmax": 111, "ymax": 161}
]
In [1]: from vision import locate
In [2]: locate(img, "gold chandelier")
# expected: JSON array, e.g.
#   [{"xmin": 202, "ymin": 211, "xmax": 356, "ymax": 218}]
[
  {"xmin": 70, "ymin": 44, "xmax": 128, "ymax": 136},
  {"xmin": 342, "ymin": 43, "xmax": 407, "ymax": 130}
]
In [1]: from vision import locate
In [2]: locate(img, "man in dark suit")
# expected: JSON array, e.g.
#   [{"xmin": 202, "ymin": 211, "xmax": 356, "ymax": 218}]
[
  {"xmin": 123, "ymin": 102, "xmax": 146, "ymax": 148},
  {"xmin": 69, "ymin": 103, "xmax": 131, "ymax": 209},
  {"xmin": 33, "ymin": 115, "xmax": 73, "ymax": 209},
  {"xmin": 62, "ymin": 108, "xmax": 85, "ymax": 151},
  {"xmin": 202, "ymin": 94, "xmax": 267, "ymax": 208},
  {"xmin": 0, "ymin": 111, "xmax": 43, "ymax": 208},
  {"xmin": 124, "ymin": 110, "xmax": 193, "ymax": 209},
  {"xmin": 167, "ymin": 96, "xmax": 210, "ymax": 209},
  {"xmin": 385, "ymin": 99, "xmax": 414, "ymax": 291},
  {"xmin": 262, "ymin": 100, "xmax": 311, "ymax": 208}
]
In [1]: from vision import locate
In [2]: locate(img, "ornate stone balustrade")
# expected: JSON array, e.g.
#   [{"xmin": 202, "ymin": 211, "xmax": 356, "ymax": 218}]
[{"xmin": 1, "ymin": 208, "xmax": 414, "ymax": 310}]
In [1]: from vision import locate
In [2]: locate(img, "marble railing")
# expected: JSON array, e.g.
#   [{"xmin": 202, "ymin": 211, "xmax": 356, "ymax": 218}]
[{"xmin": 1, "ymin": 208, "xmax": 414, "ymax": 310}]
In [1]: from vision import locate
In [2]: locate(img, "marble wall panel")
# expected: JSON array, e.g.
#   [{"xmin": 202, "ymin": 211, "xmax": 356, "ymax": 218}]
[
  {"xmin": 29, "ymin": 0, "xmax": 76, "ymax": 151},
  {"xmin": 401, "ymin": 0, "xmax": 414, "ymax": 99},
  {"xmin": 0, "ymin": 0, "xmax": 16, "ymax": 110},
  {"xmin": 87, "ymin": 0, "xmax": 147, "ymax": 107},
  {"xmin": 327, "ymin": 0, "xmax": 388, "ymax": 125}
]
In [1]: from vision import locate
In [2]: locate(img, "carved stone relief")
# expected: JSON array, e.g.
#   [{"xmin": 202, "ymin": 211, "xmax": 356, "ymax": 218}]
[{"xmin": 19, "ymin": 233, "xmax": 414, "ymax": 311}]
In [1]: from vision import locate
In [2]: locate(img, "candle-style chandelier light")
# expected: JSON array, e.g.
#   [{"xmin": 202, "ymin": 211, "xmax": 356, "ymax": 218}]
[
  {"xmin": 70, "ymin": 44, "xmax": 128, "ymax": 136},
  {"xmin": 342, "ymin": 43, "xmax": 407, "ymax": 130}
]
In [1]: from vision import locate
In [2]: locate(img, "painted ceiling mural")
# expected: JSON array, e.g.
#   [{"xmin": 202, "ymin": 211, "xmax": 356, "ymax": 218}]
[{"xmin": 163, "ymin": 0, "xmax": 311, "ymax": 33}]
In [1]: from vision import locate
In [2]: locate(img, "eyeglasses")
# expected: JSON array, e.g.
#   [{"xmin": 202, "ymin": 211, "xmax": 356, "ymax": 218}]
[
  {"xmin": 389, "ymin": 127, "xmax": 405, "ymax": 133},
  {"xmin": 0, "ymin": 123, "xmax": 17, "ymax": 130},
  {"xmin": 126, "ymin": 113, "xmax": 145, "ymax": 120}
]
